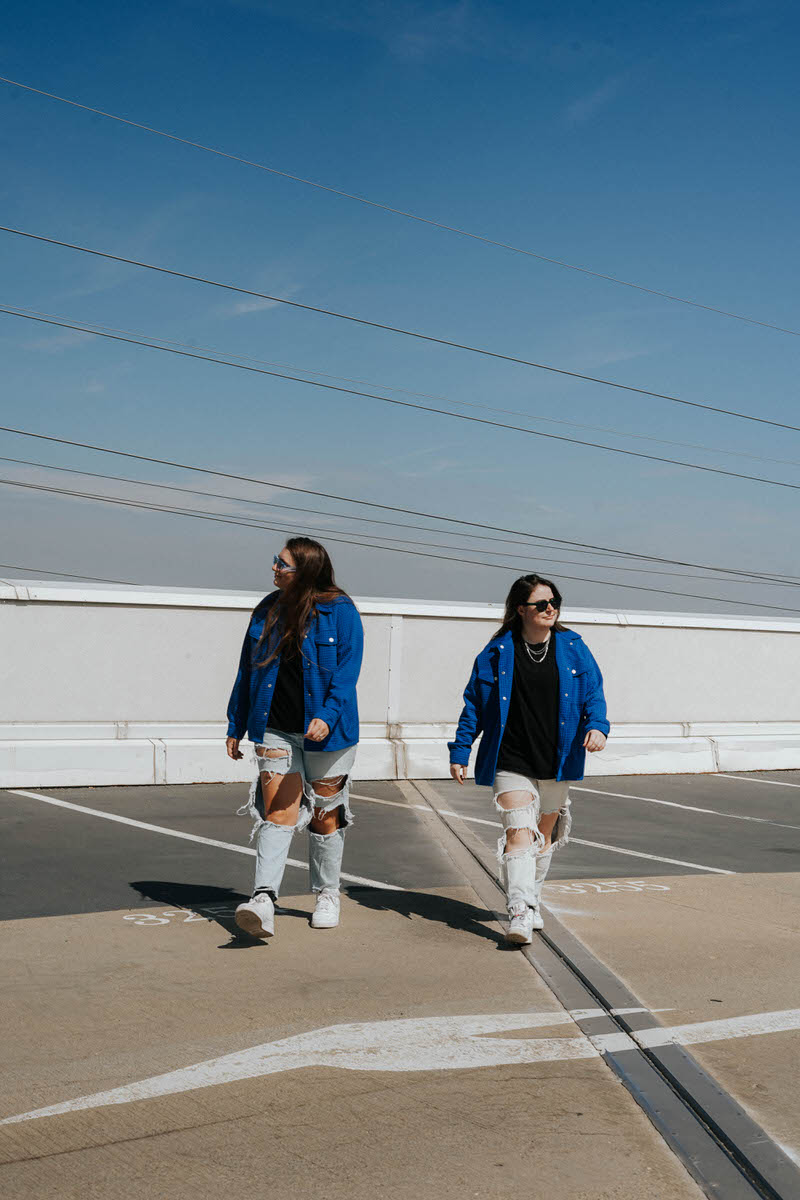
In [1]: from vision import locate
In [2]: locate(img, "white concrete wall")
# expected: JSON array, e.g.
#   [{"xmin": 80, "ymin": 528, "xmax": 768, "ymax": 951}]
[{"xmin": 1, "ymin": 577, "xmax": 799, "ymax": 787}]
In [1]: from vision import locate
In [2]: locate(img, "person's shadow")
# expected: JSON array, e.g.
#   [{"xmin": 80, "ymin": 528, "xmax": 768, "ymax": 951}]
[
  {"xmin": 346, "ymin": 887, "xmax": 506, "ymax": 946},
  {"xmin": 129, "ymin": 881, "xmax": 310, "ymax": 948}
]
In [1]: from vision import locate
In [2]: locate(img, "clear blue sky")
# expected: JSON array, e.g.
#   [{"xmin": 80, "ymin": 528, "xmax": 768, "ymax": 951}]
[{"xmin": 2, "ymin": 0, "xmax": 799, "ymax": 614}]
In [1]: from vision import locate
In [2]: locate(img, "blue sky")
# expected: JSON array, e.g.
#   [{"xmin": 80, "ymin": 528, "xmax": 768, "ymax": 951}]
[{"xmin": 1, "ymin": 0, "xmax": 799, "ymax": 613}]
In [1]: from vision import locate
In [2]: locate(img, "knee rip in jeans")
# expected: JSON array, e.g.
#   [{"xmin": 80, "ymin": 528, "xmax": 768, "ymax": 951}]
[{"xmin": 493, "ymin": 792, "xmax": 545, "ymax": 855}]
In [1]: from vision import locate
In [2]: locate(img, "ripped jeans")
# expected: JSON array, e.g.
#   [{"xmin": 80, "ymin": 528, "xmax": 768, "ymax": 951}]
[
  {"xmin": 493, "ymin": 771, "xmax": 572, "ymax": 911},
  {"xmin": 237, "ymin": 729, "xmax": 357, "ymax": 899}
]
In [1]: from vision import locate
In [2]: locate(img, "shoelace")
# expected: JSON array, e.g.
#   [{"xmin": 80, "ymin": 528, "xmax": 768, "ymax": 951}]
[{"xmin": 316, "ymin": 891, "xmax": 338, "ymax": 911}]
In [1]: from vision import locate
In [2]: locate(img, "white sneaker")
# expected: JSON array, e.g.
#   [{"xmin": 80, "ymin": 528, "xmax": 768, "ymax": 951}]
[
  {"xmin": 235, "ymin": 891, "xmax": 275, "ymax": 938},
  {"xmin": 530, "ymin": 906, "xmax": 544, "ymax": 931},
  {"xmin": 506, "ymin": 902, "xmax": 534, "ymax": 945},
  {"xmin": 311, "ymin": 888, "xmax": 340, "ymax": 929}
]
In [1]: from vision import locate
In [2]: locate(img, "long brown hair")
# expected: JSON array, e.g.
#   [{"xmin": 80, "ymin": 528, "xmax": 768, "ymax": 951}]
[
  {"xmin": 494, "ymin": 574, "xmax": 567, "ymax": 639},
  {"xmin": 256, "ymin": 537, "xmax": 348, "ymax": 666}
]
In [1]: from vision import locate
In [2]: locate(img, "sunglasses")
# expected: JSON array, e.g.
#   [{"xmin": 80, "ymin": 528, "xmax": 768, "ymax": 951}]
[
  {"xmin": 523, "ymin": 598, "xmax": 558, "ymax": 612},
  {"xmin": 273, "ymin": 555, "xmax": 296, "ymax": 573}
]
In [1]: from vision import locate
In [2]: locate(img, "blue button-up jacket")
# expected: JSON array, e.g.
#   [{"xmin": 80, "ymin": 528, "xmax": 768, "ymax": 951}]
[
  {"xmin": 448, "ymin": 629, "xmax": 610, "ymax": 785},
  {"xmin": 226, "ymin": 592, "xmax": 364, "ymax": 751}
]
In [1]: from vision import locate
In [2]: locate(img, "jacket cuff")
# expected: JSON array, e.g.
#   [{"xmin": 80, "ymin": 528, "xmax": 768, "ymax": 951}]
[
  {"xmin": 587, "ymin": 720, "xmax": 610, "ymax": 737},
  {"xmin": 314, "ymin": 705, "xmax": 339, "ymax": 730},
  {"xmin": 227, "ymin": 721, "xmax": 245, "ymax": 739},
  {"xmin": 447, "ymin": 744, "xmax": 470, "ymax": 765}
]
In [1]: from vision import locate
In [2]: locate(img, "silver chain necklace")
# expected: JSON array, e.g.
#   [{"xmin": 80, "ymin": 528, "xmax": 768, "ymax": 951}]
[{"xmin": 523, "ymin": 635, "xmax": 550, "ymax": 664}]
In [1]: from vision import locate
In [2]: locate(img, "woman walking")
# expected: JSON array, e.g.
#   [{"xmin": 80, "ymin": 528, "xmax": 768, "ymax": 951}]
[
  {"xmin": 449, "ymin": 574, "xmax": 609, "ymax": 945},
  {"xmin": 226, "ymin": 537, "xmax": 363, "ymax": 937}
]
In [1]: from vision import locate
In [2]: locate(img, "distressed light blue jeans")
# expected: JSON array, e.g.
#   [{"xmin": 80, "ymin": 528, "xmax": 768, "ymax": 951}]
[
  {"xmin": 237, "ymin": 729, "xmax": 357, "ymax": 900},
  {"xmin": 493, "ymin": 773, "xmax": 572, "ymax": 910}
]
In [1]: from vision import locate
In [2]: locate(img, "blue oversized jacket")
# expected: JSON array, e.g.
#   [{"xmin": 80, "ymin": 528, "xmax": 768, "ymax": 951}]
[
  {"xmin": 226, "ymin": 592, "xmax": 364, "ymax": 751},
  {"xmin": 448, "ymin": 629, "xmax": 610, "ymax": 785}
]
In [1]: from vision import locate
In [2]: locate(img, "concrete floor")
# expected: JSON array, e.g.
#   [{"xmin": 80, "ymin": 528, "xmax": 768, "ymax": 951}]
[{"xmin": 2, "ymin": 769, "xmax": 799, "ymax": 1197}]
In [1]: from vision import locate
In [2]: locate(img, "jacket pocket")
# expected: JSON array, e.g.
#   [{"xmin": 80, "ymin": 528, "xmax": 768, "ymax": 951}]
[{"xmin": 315, "ymin": 634, "xmax": 338, "ymax": 672}]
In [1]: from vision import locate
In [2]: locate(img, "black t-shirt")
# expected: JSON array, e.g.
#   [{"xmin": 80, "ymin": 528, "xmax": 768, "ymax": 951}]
[
  {"xmin": 496, "ymin": 632, "xmax": 559, "ymax": 779},
  {"xmin": 267, "ymin": 646, "xmax": 306, "ymax": 735}
]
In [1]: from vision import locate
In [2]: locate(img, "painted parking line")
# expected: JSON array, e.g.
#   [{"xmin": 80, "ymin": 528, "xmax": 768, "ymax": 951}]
[
  {"xmin": 575, "ymin": 785, "xmax": 800, "ymax": 831},
  {"xmin": 716, "ymin": 773, "xmax": 800, "ymax": 790},
  {"xmin": 350, "ymin": 792, "xmax": 733, "ymax": 875},
  {"xmin": 4, "ymin": 1006, "xmax": 798, "ymax": 1125},
  {"xmin": 3, "ymin": 789, "xmax": 401, "ymax": 891}
]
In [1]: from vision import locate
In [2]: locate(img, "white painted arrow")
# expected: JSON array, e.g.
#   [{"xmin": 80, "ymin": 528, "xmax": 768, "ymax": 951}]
[{"xmin": 3, "ymin": 1007, "xmax": 800, "ymax": 1126}]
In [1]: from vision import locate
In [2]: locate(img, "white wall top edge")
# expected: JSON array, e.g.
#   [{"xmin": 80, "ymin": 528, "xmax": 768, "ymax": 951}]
[{"xmin": 2, "ymin": 578, "xmax": 800, "ymax": 634}]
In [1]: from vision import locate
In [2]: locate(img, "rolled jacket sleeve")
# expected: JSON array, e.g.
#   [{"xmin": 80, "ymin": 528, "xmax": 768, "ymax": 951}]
[
  {"xmin": 314, "ymin": 602, "xmax": 364, "ymax": 730},
  {"xmin": 447, "ymin": 659, "xmax": 484, "ymax": 765},
  {"xmin": 226, "ymin": 626, "xmax": 252, "ymax": 739},
  {"xmin": 581, "ymin": 649, "xmax": 610, "ymax": 737}
]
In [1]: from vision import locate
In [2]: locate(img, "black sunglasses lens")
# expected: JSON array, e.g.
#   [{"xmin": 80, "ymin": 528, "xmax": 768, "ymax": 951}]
[{"xmin": 536, "ymin": 599, "xmax": 556, "ymax": 611}]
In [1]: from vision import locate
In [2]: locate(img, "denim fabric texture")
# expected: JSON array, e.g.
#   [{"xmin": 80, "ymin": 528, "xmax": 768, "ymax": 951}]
[
  {"xmin": 448, "ymin": 629, "xmax": 610, "ymax": 785},
  {"xmin": 226, "ymin": 592, "xmax": 364, "ymax": 751}
]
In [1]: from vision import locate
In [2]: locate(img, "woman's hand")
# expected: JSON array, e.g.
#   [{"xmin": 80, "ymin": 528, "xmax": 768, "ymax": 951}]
[
  {"xmin": 226, "ymin": 737, "xmax": 243, "ymax": 760},
  {"xmin": 583, "ymin": 730, "xmax": 607, "ymax": 752},
  {"xmin": 450, "ymin": 763, "xmax": 467, "ymax": 785},
  {"xmin": 306, "ymin": 718, "xmax": 330, "ymax": 743}
]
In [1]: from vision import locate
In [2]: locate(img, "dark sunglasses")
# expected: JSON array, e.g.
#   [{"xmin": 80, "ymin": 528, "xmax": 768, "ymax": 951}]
[
  {"xmin": 272, "ymin": 554, "xmax": 296, "ymax": 573},
  {"xmin": 523, "ymin": 598, "xmax": 558, "ymax": 612}
]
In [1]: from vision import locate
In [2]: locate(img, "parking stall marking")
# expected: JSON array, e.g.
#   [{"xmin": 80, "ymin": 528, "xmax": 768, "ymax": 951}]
[
  {"xmin": 716, "ymin": 774, "xmax": 800, "ymax": 790},
  {"xmin": 351, "ymin": 792, "xmax": 734, "ymax": 874},
  {"xmin": 575, "ymin": 785, "xmax": 800, "ymax": 830},
  {"xmin": 3, "ymin": 788, "xmax": 402, "ymax": 891}
]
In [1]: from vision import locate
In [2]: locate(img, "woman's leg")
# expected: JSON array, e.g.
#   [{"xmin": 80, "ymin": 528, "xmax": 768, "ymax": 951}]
[
  {"xmin": 235, "ymin": 742, "xmax": 304, "ymax": 938},
  {"xmin": 495, "ymin": 788, "xmax": 541, "ymax": 914},
  {"xmin": 304, "ymin": 746, "xmax": 357, "ymax": 928},
  {"xmin": 253, "ymin": 749, "xmax": 304, "ymax": 897}
]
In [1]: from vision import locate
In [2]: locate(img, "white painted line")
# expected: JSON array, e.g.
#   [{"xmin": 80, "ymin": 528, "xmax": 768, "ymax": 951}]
[
  {"xmin": 351, "ymin": 791, "xmax": 733, "ymax": 873},
  {"xmin": 636, "ymin": 1008, "xmax": 800, "ymax": 1049},
  {"xmin": 569, "ymin": 837, "xmax": 734, "ymax": 874},
  {"xmin": 574, "ymin": 785, "xmax": 800, "ymax": 831},
  {"xmin": 5, "ymin": 1005, "xmax": 798, "ymax": 1125},
  {"xmin": 716, "ymin": 773, "xmax": 800, "ymax": 790},
  {"xmin": 4, "ymin": 789, "xmax": 401, "ymax": 892}
]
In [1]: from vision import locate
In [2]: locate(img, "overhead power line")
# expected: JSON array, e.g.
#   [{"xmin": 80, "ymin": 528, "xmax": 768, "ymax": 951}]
[
  {"xmin": 3, "ymin": 225, "xmax": 800, "ymax": 437},
  {"xmin": 4, "ymin": 474, "xmax": 800, "ymax": 614},
  {"xmin": 8, "ymin": 303, "xmax": 800, "ymax": 471},
  {"xmin": 2, "ymin": 74, "xmax": 797, "ymax": 339},
  {"xmin": 3, "ymin": 306, "xmax": 800, "ymax": 498},
  {"xmin": 0, "ymin": 419, "xmax": 793, "ymax": 583},
  {"xmin": 0, "ymin": 562, "xmax": 136, "ymax": 585},
  {"xmin": 6, "ymin": 453, "xmax": 798, "ymax": 587}
]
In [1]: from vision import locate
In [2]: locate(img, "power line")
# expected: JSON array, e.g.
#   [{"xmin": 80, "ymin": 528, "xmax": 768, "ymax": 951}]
[
  {"xmin": 3, "ymin": 225, "xmax": 800, "ymax": 436},
  {"xmin": 4, "ymin": 453, "xmax": 799, "ymax": 587},
  {"xmin": 0, "ymin": 562, "xmax": 136, "ymax": 585},
  {"xmin": 2, "ymin": 73, "xmax": 797, "ymax": 340},
  {"xmin": 4, "ymin": 474, "xmax": 800, "ymax": 613},
  {"xmin": 8, "ymin": 302, "xmax": 800, "ymax": 472},
  {"xmin": 0, "ymin": 419, "xmax": 793, "ymax": 582},
  {"xmin": 4, "ymin": 305, "xmax": 800, "ymax": 499}
]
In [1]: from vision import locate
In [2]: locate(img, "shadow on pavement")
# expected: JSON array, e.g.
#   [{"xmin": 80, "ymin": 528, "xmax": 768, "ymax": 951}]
[
  {"xmin": 129, "ymin": 880, "xmax": 311, "ymax": 949},
  {"xmin": 347, "ymin": 887, "xmax": 505, "ymax": 945}
]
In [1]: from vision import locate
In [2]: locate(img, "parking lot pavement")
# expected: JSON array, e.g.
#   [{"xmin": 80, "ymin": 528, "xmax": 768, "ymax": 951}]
[
  {"xmin": 424, "ymin": 771, "xmax": 800, "ymax": 1163},
  {"xmin": 0, "ymin": 779, "xmax": 706, "ymax": 1200}
]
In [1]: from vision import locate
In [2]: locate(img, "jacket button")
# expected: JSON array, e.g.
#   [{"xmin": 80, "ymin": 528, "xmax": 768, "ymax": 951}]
[
  {"xmin": 329, "ymin": 636, "xmax": 335, "ymax": 641},
  {"xmin": 268, "ymin": 683, "xmax": 273, "ymax": 688},
  {"xmin": 500, "ymin": 644, "xmax": 504, "ymax": 648},
  {"xmin": 571, "ymin": 669, "xmax": 576, "ymax": 674},
  {"xmin": 502, "ymin": 696, "xmax": 507, "ymax": 701}
]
